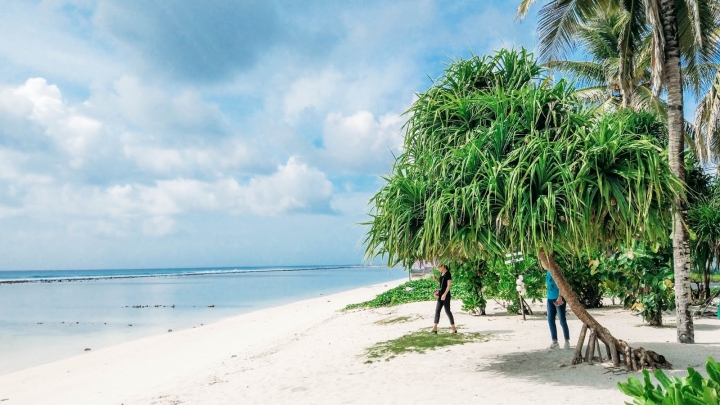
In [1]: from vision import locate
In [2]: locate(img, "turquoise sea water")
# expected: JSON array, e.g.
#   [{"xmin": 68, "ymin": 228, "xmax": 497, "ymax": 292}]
[{"xmin": 0, "ymin": 266, "xmax": 405, "ymax": 375}]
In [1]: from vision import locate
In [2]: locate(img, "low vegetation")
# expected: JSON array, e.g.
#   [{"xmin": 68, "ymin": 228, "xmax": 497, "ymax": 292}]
[
  {"xmin": 364, "ymin": 330, "xmax": 491, "ymax": 363},
  {"xmin": 618, "ymin": 357, "xmax": 720, "ymax": 404},
  {"xmin": 344, "ymin": 278, "xmax": 471, "ymax": 310}
]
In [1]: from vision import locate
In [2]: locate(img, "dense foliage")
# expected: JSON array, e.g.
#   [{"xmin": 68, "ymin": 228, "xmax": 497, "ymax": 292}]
[
  {"xmin": 598, "ymin": 243, "xmax": 675, "ymax": 326},
  {"xmin": 364, "ymin": 48, "xmax": 678, "ymax": 267},
  {"xmin": 688, "ymin": 175, "xmax": 720, "ymax": 301},
  {"xmin": 481, "ymin": 257, "xmax": 545, "ymax": 314},
  {"xmin": 618, "ymin": 357, "xmax": 720, "ymax": 404}
]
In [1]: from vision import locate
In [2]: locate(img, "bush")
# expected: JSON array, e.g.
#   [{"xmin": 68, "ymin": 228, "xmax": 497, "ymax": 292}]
[
  {"xmin": 618, "ymin": 357, "xmax": 720, "ymax": 404},
  {"xmin": 344, "ymin": 278, "xmax": 471, "ymax": 310},
  {"xmin": 599, "ymin": 242, "xmax": 674, "ymax": 326},
  {"xmin": 561, "ymin": 254, "xmax": 605, "ymax": 308},
  {"xmin": 452, "ymin": 259, "xmax": 488, "ymax": 315},
  {"xmin": 482, "ymin": 257, "xmax": 545, "ymax": 314}
]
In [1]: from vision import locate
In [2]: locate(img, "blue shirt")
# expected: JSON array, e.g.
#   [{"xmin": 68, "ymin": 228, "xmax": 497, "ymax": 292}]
[{"xmin": 546, "ymin": 271, "xmax": 560, "ymax": 300}]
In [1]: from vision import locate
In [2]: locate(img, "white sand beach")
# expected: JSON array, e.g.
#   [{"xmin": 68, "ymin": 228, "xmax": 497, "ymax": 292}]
[{"xmin": 1, "ymin": 280, "xmax": 719, "ymax": 405}]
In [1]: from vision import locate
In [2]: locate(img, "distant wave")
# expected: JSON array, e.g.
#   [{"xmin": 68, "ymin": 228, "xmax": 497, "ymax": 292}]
[{"xmin": 0, "ymin": 265, "xmax": 386, "ymax": 284}]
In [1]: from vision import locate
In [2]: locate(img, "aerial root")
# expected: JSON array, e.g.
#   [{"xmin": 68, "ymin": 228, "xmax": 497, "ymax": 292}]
[{"xmin": 572, "ymin": 325, "xmax": 671, "ymax": 371}]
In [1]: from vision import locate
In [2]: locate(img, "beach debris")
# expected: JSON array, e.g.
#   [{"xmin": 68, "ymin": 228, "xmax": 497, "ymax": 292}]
[
  {"xmin": 207, "ymin": 305, "xmax": 215, "ymax": 308},
  {"xmin": 168, "ymin": 329, "xmax": 172, "ymax": 332},
  {"xmin": 404, "ymin": 287, "xmax": 414, "ymax": 291},
  {"xmin": 128, "ymin": 304, "xmax": 176, "ymax": 309},
  {"xmin": 84, "ymin": 348, "xmax": 91, "ymax": 351},
  {"xmin": 231, "ymin": 355, "xmax": 237, "ymax": 358}
]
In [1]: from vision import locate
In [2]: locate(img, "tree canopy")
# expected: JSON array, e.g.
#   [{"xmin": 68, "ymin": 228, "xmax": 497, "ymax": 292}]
[{"xmin": 365, "ymin": 48, "xmax": 680, "ymax": 269}]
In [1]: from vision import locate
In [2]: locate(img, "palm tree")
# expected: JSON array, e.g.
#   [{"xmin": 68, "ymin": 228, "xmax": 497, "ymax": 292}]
[
  {"xmin": 546, "ymin": 8, "xmax": 666, "ymax": 116},
  {"xmin": 366, "ymin": 49, "xmax": 681, "ymax": 369},
  {"xmin": 516, "ymin": 0, "xmax": 719, "ymax": 345},
  {"xmin": 693, "ymin": 65, "xmax": 720, "ymax": 164}
]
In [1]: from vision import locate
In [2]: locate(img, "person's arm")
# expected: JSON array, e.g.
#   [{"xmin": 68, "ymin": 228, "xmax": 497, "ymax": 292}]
[{"xmin": 441, "ymin": 280, "xmax": 452, "ymax": 300}]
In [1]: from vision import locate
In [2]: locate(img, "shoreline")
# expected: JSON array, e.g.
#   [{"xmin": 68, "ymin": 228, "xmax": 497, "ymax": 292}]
[
  {"xmin": 0, "ymin": 271, "xmax": 407, "ymax": 376},
  {"xmin": 0, "ymin": 265, "xmax": 386, "ymax": 284},
  {"xmin": 0, "ymin": 279, "xmax": 408, "ymax": 404},
  {"xmin": 1, "ymin": 280, "xmax": 718, "ymax": 404}
]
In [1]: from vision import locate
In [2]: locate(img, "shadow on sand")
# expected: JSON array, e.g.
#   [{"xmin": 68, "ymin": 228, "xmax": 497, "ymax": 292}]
[{"xmin": 475, "ymin": 342, "xmax": 720, "ymax": 390}]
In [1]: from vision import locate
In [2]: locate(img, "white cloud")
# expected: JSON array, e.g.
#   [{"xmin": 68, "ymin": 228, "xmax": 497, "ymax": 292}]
[
  {"xmin": 123, "ymin": 145, "xmax": 185, "ymax": 173},
  {"xmin": 101, "ymin": 76, "xmax": 226, "ymax": 136},
  {"xmin": 0, "ymin": 78, "xmax": 102, "ymax": 163},
  {"xmin": 238, "ymin": 157, "xmax": 333, "ymax": 215},
  {"xmin": 283, "ymin": 69, "xmax": 343, "ymax": 123},
  {"xmin": 121, "ymin": 138, "xmax": 273, "ymax": 175},
  {"xmin": 322, "ymin": 110, "xmax": 403, "ymax": 174},
  {"xmin": 142, "ymin": 216, "xmax": 176, "ymax": 237},
  {"xmin": 0, "ymin": 157, "xmax": 333, "ymax": 237}
]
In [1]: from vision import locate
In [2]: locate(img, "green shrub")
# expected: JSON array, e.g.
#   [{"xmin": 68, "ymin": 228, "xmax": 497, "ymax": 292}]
[
  {"xmin": 482, "ymin": 257, "xmax": 545, "ymax": 314},
  {"xmin": 344, "ymin": 278, "xmax": 471, "ymax": 310},
  {"xmin": 561, "ymin": 254, "xmax": 605, "ymax": 308},
  {"xmin": 599, "ymin": 242, "xmax": 674, "ymax": 326},
  {"xmin": 453, "ymin": 259, "xmax": 488, "ymax": 315},
  {"xmin": 618, "ymin": 357, "xmax": 720, "ymax": 404}
]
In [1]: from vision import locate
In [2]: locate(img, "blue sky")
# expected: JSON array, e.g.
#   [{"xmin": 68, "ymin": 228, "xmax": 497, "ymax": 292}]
[{"xmin": 0, "ymin": 0, "xmax": 539, "ymax": 270}]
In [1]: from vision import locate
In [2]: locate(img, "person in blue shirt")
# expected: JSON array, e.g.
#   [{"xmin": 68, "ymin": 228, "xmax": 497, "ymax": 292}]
[{"xmin": 546, "ymin": 271, "xmax": 570, "ymax": 349}]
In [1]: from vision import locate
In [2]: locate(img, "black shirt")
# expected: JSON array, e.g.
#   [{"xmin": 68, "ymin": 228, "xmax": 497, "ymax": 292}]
[{"xmin": 438, "ymin": 271, "xmax": 452, "ymax": 296}]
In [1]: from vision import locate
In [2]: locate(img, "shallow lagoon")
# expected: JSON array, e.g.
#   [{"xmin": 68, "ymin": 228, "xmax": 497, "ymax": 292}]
[{"xmin": 0, "ymin": 266, "xmax": 404, "ymax": 374}]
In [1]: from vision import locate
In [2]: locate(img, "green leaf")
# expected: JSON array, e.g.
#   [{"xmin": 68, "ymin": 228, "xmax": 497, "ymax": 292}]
[{"xmin": 702, "ymin": 386, "xmax": 718, "ymax": 405}]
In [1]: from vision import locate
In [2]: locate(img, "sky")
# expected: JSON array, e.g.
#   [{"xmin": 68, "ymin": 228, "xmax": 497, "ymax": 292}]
[{"xmin": 0, "ymin": 0, "xmax": 539, "ymax": 270}]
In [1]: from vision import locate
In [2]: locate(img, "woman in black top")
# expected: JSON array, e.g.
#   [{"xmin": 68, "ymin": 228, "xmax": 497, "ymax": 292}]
[{"xmin": 431, "ymin": 264, "xmax": 457, "ymax": 333}]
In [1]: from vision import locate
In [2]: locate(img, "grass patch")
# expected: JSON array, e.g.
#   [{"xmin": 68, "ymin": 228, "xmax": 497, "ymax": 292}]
[
  {"xmin": 374, "ymin": 315, "xmax": 420, "ymax": 325},
  {"xmin": 690, "ymin": 272, "xmax": 720, "ymax": 283},
  {"xmin": 364, "ymin": 330, "xmax": 491, "ymax": 362},
  {"xmin": 345, "ymin": 278, "xmax": 471, "ymax": 310}
]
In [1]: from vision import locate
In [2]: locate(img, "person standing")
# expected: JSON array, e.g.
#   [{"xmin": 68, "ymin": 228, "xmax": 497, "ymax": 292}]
[
  {"xmin": 546, "ymin": 270, "xmax": 570, "ymax": 349},
  {"xmin": 431, "ymin": 265, "xmax": 457, "ymax": 334}
]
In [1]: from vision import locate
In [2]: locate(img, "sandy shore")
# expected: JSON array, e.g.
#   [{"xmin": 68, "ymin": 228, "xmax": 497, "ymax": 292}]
[{"xmin": 1, "ymin": 280, "xmax": 719, "ymax": 404}]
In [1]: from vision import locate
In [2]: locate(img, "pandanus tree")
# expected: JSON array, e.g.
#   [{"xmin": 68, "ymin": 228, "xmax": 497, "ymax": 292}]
[{"xmin": 365, "ymin": 49, "xmax": 681, "ymax": 370}]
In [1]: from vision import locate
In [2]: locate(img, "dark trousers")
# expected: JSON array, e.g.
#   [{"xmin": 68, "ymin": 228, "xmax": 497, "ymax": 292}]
[
  {"xmin": 434, "ymin": 295, "xmax": 455, "ymax": 325},
  {"xmin": 547, "ymin": 298, "xmax": 570, "ymax": 341}
]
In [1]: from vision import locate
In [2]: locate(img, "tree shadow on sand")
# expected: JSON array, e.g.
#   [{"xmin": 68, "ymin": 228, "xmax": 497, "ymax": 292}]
[{"xmin": 475, "ymin": 342, "xmax": 720, "ymax": 389}]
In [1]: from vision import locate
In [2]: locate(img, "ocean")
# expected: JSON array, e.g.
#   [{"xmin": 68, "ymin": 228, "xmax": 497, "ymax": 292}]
[{"xmin": 0, "ymin": 265, "xmax": 405, "ymax": 375}]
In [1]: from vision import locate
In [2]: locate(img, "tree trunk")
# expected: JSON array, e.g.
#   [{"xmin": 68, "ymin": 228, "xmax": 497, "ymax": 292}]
[
  {"xmin": 704, "ymin": 269, "xmax": 711, "ymax": 301},
  {"xmin": 538, "ymin": 249, "xmax": 670, "ymax": 370},
  {"xmin": 658, "ymin": 0, "xmax": 694, "ymax": 344}
]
